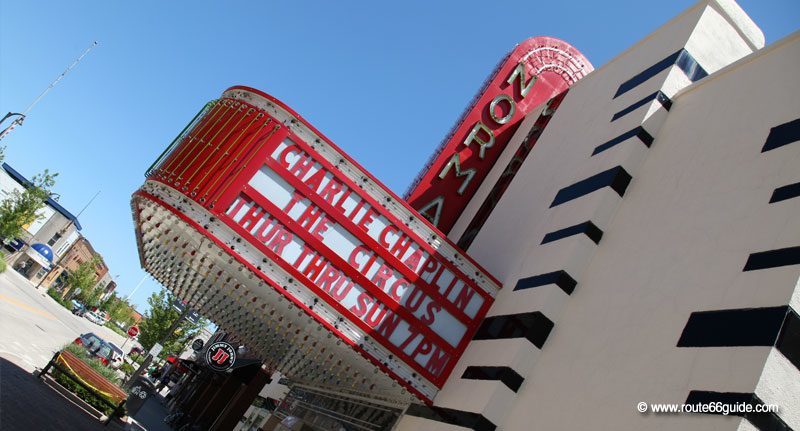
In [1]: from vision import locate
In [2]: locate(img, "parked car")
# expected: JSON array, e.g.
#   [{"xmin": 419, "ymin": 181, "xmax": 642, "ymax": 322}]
[
  {"xmin": 70, "ymin": 300, "xmax": 86, "ymax": 316},
  {"xmin": 84, "ymin": 310, "xmax": 105, "ymax": 325},
  {"xmin": 72, "ymin": 332, "xmax": 116, "ymax": 367},
  {"xmin": 107, "ymin": 342, "xmax": 125, "ymax": 370}
]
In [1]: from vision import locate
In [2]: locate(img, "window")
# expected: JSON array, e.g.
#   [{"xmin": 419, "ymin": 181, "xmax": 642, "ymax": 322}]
[{"xmin": 47, "ymin": 232, "xmax": 62, "ymax": 246}]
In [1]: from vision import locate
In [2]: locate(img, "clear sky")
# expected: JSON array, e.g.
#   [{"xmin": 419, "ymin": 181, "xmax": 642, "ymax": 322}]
[{"xmin": 1, "ymin": 0, "xmax": 797, "ymax": 312}]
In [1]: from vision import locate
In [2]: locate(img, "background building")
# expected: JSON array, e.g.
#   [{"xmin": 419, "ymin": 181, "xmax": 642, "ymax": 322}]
[
  {"xmin": 0, "ymin": 163, "xmax": 82, "ymax": 284},
  {"xmin": 0, "ymin": 163, "xmax": 119, "ymax": 302},
  {"xmin": 42, "ymin": 235, "xmax": 109, "ymax": 294},
  {"xmin": 96, "ymin": 272, "xmax": 118, "ymax": 302}
]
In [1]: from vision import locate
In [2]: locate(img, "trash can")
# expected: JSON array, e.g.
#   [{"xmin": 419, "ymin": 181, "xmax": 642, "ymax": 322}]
[{"xmin": 126, "ymin": 376, "xmax": 154, "ymax": 416}]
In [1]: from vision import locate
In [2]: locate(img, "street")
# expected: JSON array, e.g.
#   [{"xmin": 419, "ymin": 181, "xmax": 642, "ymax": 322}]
[
  {"xmin": 0, "ymin": 268, "xmax": 150, "ymax": 431},
  {"xmin": 0, "ymin": 269, "xmax": 130, "ymax": 373}
]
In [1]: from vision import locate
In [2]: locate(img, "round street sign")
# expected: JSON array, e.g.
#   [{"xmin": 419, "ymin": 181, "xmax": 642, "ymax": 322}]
[
  {"xmin": 127, "ymin": 326, "xmax": 140, "ymax": 338},
  {"xmin": 204, "ymin": 341, "xmax": 236, "ymax": 372},
  {"xmin": 191, "ymin": 339, "xmax": 204, "ymax": 352}
]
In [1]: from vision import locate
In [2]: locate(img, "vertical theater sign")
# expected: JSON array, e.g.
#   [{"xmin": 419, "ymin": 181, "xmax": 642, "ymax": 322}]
[
  {"xmin": 404, "ymin": 37, "xmax": 593, "ymax": 234},
  {"xmin": 133, "ymin": 87, "xmax": 501, "ymax": 403}
]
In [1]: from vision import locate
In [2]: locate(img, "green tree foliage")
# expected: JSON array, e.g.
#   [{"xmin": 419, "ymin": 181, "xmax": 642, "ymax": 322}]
[
  {"xmin": 0, "ymin": 169, "xmax": 58, "ymax": 242},
  {"xmin": 69, "ymin": 255, "xmax": 103, "ymax": 306},
  {"xmin": 101, "ymin": 293, "xmax": 135, "ymax": 328},
  {"xmin": 138, "ymin": 290, "xmax": 206, "ymax": 358}
]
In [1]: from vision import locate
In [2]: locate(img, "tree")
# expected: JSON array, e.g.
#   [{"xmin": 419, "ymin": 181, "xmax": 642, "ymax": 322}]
[
  {"xmin": 102, "ymin": 293, "xmax": 135, "ymax": 327},
  {"xmin": 138, "ymin": 289, "xmax": 207, "ymax": 358},
  {"xmin": 68, "ymin": 255, "xmax": 102, "ymax": 306},
  {"xmin": 0, "ymin": 169, "xmax": 58, "ymax": 242}
]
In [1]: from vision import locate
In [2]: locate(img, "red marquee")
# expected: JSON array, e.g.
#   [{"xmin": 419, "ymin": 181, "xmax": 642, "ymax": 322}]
[{"xmin": 139, "ymin": 86, "xmax": 501, "ymax": 402}]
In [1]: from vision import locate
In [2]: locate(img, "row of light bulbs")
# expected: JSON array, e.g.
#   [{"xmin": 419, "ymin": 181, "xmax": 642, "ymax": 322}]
[{"xmin": 136, "ymin": 197, "xmax": 412, "ymax": 398}]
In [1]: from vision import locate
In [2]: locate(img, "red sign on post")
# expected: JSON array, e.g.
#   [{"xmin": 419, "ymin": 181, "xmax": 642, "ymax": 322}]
[{"xmin": 127, "ymin": 326, "xmax": 139, "ymax": 338}]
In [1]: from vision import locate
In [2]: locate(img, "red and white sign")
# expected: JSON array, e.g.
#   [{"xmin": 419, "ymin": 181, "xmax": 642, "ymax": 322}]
[
  {"xmin": 143, "ymin": 86, "xmax": 502, "ymax": 401},
  {"xmin": 223, "ymin": 139, "xmax": 486, "ymax": 383},
  {"xmin": 405, "ymin": 37, "xmax": 593, "ymax": 234},
  {"xmin": 127, "ymin": 326, "xmax": 140, "ymax": 338}
]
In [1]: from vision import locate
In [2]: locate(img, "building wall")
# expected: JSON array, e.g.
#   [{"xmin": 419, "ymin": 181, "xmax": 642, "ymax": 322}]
[
  {"xmin": 0, "ymin": 169, "xmax": 55, "ymax": 237},
  {"xmin": 501, "ymin": 29, "xmax": 800, "ymax": 431},
  {"xmin": 49, "ymin": 236, "xmax": 109, "ymax": 294},
  {"xmin": 0, "ymin": 164, "xmax": 83, "ymax": 287},
  {"xmin": 399, "ymin": 1, "xmax": 799, "ymax": 430}
]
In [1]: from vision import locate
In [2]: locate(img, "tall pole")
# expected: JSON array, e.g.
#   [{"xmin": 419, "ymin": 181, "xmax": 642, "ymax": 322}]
[
  {"xmin": 0, "ymin": 41, "xmax": 98, "ymax": 143},
  {"xmin": 75, "ymin": 190, "xmax": 101, "ymax": 217},
  {"xmin": 126, "ymin": 274, "xmax": 149, "ymax": 302}
]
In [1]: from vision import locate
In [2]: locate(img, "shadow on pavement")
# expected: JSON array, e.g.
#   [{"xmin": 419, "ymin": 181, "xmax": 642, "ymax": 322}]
[
  {"xmin": 0, "ymin": 356, "xmax": 111, "ymax": 431},
  {"xmin": 129, "ymin": 393, "xmax": 173, "ymax": 431}
]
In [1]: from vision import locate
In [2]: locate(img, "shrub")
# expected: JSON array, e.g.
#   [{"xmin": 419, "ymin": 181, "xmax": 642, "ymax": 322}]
[
  {"xmin": 119, "ymin": 362, "xmax": 135, "ymax": 376},
  {"xmin": 47, "ymin": 288, "xmax": 66, "ymax": 306},
  {"xmin": 107, "ymin": 324, "xmax": 128, "ymax": 338},
  {"xmin": 0, "ymin": 251, "xmax": 6, "ymax": 273},
  {"xmin": 52, "ymin": 344, "xmax": 126, "ymax": 416}
]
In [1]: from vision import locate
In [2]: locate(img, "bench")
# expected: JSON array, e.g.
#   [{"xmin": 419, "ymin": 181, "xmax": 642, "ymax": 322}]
[{"xmin": 39, "ymin": 349, "xmax": 128, "ymax": 425}]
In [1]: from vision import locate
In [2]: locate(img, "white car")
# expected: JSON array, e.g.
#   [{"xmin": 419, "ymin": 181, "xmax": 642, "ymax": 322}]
[
  {"xmin": 107, "ymin": 342, "xmax": 125, "ymax": 370},
  {"xmin": 84, "ymin": 310, "xmax": 106, "ymax": 325}
]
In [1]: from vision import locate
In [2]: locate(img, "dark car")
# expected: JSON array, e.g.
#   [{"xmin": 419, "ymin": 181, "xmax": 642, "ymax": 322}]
[{"xmin": 73, "ymin": 332, "xmax": 118, "ymax": 367}]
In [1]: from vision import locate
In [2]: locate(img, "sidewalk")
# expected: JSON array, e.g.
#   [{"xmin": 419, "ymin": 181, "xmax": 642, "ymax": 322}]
[
  {"xmin": 0, "ymin": 356, "xmax": 115, "ymax": 431},
  {"xmin": 0, "ymin": 355, "xmax": 176, "ymax": 431},
  {"xmin": 129, "ymin": 393, "xmax": 172, "ymax": 431}
]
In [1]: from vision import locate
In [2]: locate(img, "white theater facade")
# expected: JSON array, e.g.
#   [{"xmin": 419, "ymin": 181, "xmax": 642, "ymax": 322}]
[{"xmin": 132, "ymin": 1, "xmax": 799, "ymax": 430}]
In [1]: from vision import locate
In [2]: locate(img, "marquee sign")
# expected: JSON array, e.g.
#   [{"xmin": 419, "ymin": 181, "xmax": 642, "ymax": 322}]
[
  {"xmin": 141, "ymin": 86, "xmax": 501, "ymax": 402},
  {"xmin": 404, "ymin": 37, "xmax": 593, "ymax": 234}
]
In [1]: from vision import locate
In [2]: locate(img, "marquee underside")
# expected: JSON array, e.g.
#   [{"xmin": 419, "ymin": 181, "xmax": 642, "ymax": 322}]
[{"xmin": 132, "ymin": 181, "xmax": 426, "ymax": 406}]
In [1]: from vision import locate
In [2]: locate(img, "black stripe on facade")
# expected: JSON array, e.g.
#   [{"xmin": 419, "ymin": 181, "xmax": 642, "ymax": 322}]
[
  {"xmin": 541, "ymin": 221, "xmax": 603, "ymax": 245},
  {"xmin": 406, "ymin": 404, "xmax": 496, "ymax": 431},
  {"xmin": 592, "ymin": 126, "xmax": 654, "ymax": 156},
  {"xmin": 762, "ymin": 118, "xmax": 800, "ymax": 152},
  {"xmin": 675, "ymin": 49, "xmax": 708, "ymax": 82},
  {"xmin": 743, "ymin": 246, "xmax": 800, "ymax": 271},
  {"xmin": 462, "ymin": 366, "xmax": 524, "ymax": 392},
  {"xmin": 514, "ymin": 270, "xmax": 577, "ymax": 295},
  {"xmin": 777, "ymin": 308, "xmax": 800, "ymax": 371},
  {"xmin": 684, "ymin": 391, "xmax": 792, "ymax": 431},
  {"xmin": 611, "ymin": 91, "xmax": 672, "ymax": 122},
  {"xmin": 550, "ymin": 166, "xmax": 632, "ymax": 207},
  {"xmin": 677, "ymin": 306, "xmax": 788, "ymax": 347},
  {"xmin": 677, "ymin": 306, "xmax": 800, "ymax": 372},
  {"xmin": 770, "ymin": 182, "xmax": 800, "ymax": 203},
  {"xmin": 473, "ymin": 312, "xmax": 554, "ymax": 349},
  {"xmin": 614, "ymin": 49, "xmax": 707, "ymax": 98}
]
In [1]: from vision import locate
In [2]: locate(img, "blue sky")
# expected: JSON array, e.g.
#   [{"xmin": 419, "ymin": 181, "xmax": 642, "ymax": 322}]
[{"xmin": 1, "ymin": 1, "xmax": 797, "ymax": 312}]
